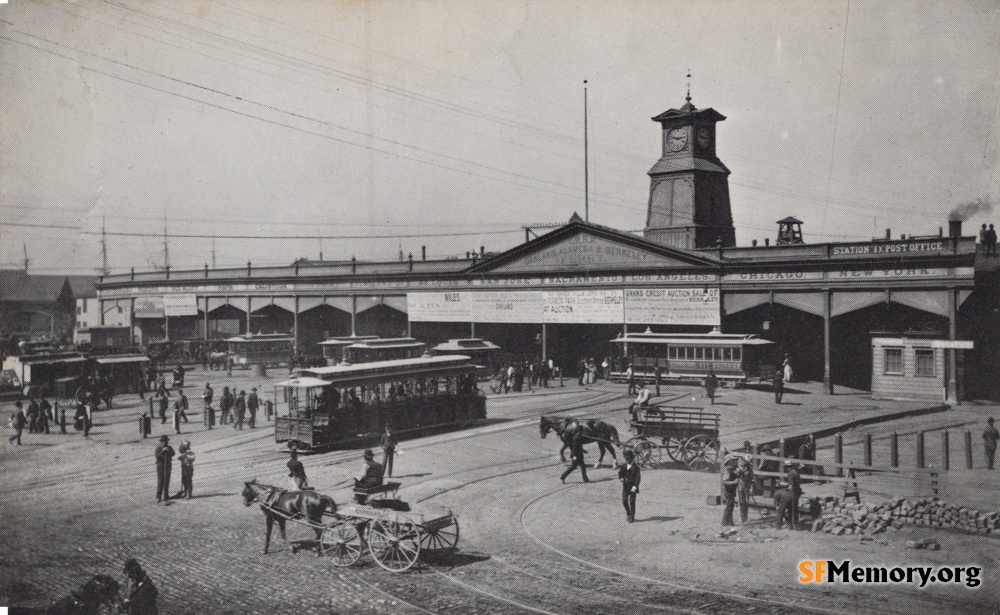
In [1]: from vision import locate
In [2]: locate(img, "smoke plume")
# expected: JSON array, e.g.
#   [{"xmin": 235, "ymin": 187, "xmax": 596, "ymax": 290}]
[{"xmin": 948, "ymin": 196, "xmax": 993, "ymax": 221}]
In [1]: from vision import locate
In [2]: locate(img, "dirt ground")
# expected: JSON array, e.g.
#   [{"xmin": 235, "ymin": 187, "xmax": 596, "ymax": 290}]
[{"xmin": 1, "ymin": 369, "xmax": 997, "ymax": 614}]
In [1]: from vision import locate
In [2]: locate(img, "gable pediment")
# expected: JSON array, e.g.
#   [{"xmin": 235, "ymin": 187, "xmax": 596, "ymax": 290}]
[{"xmin": 479, "ymin": 226, "xmax": 715, "ymax": 274}]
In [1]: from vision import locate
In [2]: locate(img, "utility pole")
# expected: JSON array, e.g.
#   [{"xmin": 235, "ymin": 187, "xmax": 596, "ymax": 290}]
[
  {"xmin": 98, "ymin": 214, "xmax": 110, "ymax": 276},
  {"xmin": 22, "ymin": 241, "xmax": 29, "ymax": 274},
  {"xmin": 211, "ymin": 238, "xmax": 216, "ymax": 269},
  {"xmin": 163, "ymin": 216, "xmax": 170, "ymax": 270},
  {"xmin": 583, "ymin": 79, "xmax": 589, "ymax": 223}
]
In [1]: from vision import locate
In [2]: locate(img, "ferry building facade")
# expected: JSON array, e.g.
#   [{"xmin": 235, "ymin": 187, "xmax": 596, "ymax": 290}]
[{"xmin": 96, "ymin": 98, "xmax": 995, "ymax": 401}]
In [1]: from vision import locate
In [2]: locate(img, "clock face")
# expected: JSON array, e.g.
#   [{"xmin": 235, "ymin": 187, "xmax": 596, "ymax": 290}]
[
  {"xmin": 697, "ymin": 127, "xmax": 712, "ymax": 149},
  {"xmin": 667, "ymin": 127, "xmax": 688, "ymax": 152}
]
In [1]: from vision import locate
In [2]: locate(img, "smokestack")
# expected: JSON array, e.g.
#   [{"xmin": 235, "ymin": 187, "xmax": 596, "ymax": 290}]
[
  {"xmin": 949, "ymin": 220, "xmax": 962, "ymax": 237},
  {"xmin": 752, "ymin": 239, "xmax": 758, "ymax": 247},
  {"xmin": 764, "ymin": 238, "xmax": 770, "ymax": 246},
  {"xmin": 480, "ymin": 246, "xmax": 485, "ymax": 256},
  {"xmin": 885, "ymin": 229, "xmax": 891, "ymax": 240},
  {"xmin": 939, "ymin": 227, "xmax": 943, "ymax": 237},
  {"xmin": 421, "ymin": 246, "xmax": 426, "ymax": 261}
]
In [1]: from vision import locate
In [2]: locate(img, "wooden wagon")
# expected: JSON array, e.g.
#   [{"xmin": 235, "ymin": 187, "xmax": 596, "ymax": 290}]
[{"xmin": 623, "ymin": 406, "xmax": 720, "ymax": 471}]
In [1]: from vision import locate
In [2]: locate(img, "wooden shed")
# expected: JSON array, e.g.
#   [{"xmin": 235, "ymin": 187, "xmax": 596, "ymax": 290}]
[{"xmin": 871, "ymin": 336, "xmax": 973, "ymax": 402}]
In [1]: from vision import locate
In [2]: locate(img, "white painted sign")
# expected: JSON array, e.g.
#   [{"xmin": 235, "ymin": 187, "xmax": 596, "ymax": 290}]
[
  {"xmin": 624, "ymin": 288, "xmax": 720, "ymax": 326},
  {"xmin": 542, "ymin": 290, "xmax": 624, "ymax": 323},
  {"xmin": 470, "ymin": 291, "xmax": 544, "ymax": 323},
  {"xmin": 133, "ymin": 297, "xmax": 164, "ymax": 319},
  {"xmin": 163, "ymin": 294, "xmax": 198, "ymax": 316},
  {"xmin": 406, "ymin": 292, "xmax": 471, "ymax": 322}
]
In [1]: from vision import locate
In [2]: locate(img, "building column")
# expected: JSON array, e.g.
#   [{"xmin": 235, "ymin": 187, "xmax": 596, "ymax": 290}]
[
  {"xmin": 130, "ymin": 298, "xmax": 136, "ymax": 345},
  {"xmin": 470, "ymin": 322, "xmax": 475, "ymax": 338},
  {"xmin": 293, "ymin": 296, "xmax": 299, "ymax": 354},
  {"xmin": 246, "ymin": 296, "xmax": 252, "ymax": 335},
  {"xmin": 541, "ymin": 323, "xmax": 547, "ymax": 362},
  {"xmin": 202, "ymin": 298, "xmax": 209, "ymax": 340},
  {"xmin": 823, "ymin": 290, "xmax": 833, "ymax": 395},
  {"xmin": 947, "ymin": 287, "xmax": 958, "ymax": 404},
  {"xmin": 351, "ymin": 296, "xmax": 357, "ymax": 336}
]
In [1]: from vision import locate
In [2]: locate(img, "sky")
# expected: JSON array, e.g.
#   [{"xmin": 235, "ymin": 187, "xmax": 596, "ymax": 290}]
[{"xmin": 1, "ymin": 0, "xmax": 999, "ymax": 275}]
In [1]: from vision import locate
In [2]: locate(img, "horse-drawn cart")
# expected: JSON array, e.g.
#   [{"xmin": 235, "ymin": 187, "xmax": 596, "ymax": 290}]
[
  {"xmin": 623, "ymin": 406, "xmax": 720, "ymax": 471},
  {"xmin": 243, "ymin": 480, "xmax": 459, "ymax": 573}
]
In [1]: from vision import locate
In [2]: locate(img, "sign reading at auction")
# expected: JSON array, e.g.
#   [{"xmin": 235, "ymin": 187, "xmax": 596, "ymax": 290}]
[
  {"xmin": 406, "ymin": 292, "xmax": 471, "ymax": 322},
  {"xmin": 133, "ymin": 297, "xmax": 165, "ymax": 319},
  {"xmin": 542, "ymin": 290, "xmax": 624, "ymax": 323},
  {"xmin": 470, "ymin": 291, "xmax": 544, "ymax": 323},
  {"xmin": 163, "ymin": 294, "xmax": 198, "ymax": 317},
  {"xmin": 624, "ymin": 288, "xmax": 720, "ymax": 326}
]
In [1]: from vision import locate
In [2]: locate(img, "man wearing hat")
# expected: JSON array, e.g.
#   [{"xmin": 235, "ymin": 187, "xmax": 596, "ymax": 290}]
[
  {"xmin": 380, "ymin": 424, "xmax": 398, "ymax": 479},
  {"xmin": 154, "ymin": 435, "xmax": 174, "ymax": 503},
  {"xmin": 287, "ymin": 449, "xmax": 308, "ymax": 490},
  {"xmin": 122, "ymin": 558, "xmax": 158, "ymax": 615},
  {"xmin": 560, "ymin": 423, "xmax": 590, "ymax": 484},
  {"xmin": 177, "ymin": 441, "xmax": 195, "ymax": 499},
  {"xmin": 736, "ymin": 454, "xmax": 755, "ymax": 524},
  {"xmin": 247, "ymin": 387, "xmax": 259, "ymax": 429},
  {"xmin": 233, "ymin": 390, "xmax": 246, "ymax": 430},
  {"xmin": 720, "ymin": 453, "xmax": 740, "ymax": 526},
  {"xmin": 775, "ymin": 461, "xmax": 802, "ymax": 529},
  {"xmin": 618, "ymin": 448, "xmax": 641, "ymax": 522},
  {"xmin": 354, "ymin": 449, "xmax": 383, "ymax": 503},
  {"xmin": 983, "ymin": 417, "xmax": 999, "ymax": 470}
]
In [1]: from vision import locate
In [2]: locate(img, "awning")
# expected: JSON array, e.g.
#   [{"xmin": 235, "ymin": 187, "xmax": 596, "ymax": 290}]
[{"xmin": 94, "ymin": 355, "xmax": 151, "ymax": 365}]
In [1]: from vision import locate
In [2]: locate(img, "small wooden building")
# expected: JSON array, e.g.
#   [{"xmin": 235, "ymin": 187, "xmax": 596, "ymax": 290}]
[{"xmin": 871, "ymin": 336, "xmax": 973, "ymax": 402}]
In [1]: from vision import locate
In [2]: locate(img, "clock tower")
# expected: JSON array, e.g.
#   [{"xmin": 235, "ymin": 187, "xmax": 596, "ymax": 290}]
[{"xmin": 643, "ymin": 95, "xmax": 736, "ymax": 250}]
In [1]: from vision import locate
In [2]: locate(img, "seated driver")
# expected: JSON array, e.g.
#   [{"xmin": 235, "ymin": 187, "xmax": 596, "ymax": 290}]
[
  {"xmin": 354, "ymin": 449, "xmax": 383, "ymax": 503},
  {"xmin": 629, "ymin": 383, "xmax": 651, "ymax": 421}
]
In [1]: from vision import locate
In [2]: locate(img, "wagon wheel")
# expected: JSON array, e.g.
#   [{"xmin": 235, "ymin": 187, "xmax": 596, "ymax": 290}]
[
  {"xmin": 663, "ymin": 437, "xmax": 684, "ymax": 462},
  {"xmin": 623, "ymin": 436, "xmax": 644, "ymax": 459},
  {"xmin": 681, "ymin": 435, "xmax": 719, "ymax": 472},
  {"xmin": 367, "ymin": 512, "xmax": 421, "ymax": 573},
  {"xmin": 628, "ymin": 438, "xmax": 657, "ymax": 469},
  {"xmin": 321, "ymin": 520, "xmax": 364, "ymax": 567},
  {"xmin": 420, "ymin": 518, "xmax": 460, "ymax": 554}
]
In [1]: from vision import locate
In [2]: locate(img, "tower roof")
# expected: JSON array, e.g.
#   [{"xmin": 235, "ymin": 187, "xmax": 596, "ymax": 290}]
[{"xmin": 652, "ymin": 101, "xmax": 725, "ymax": 124}]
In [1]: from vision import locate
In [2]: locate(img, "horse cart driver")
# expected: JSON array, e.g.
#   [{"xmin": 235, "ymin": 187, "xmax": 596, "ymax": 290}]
[
  {"xmin": 629, "ymin": 383, "xmax": 651, "ymax": 422},
  {"xmin": 353, "ymin": 449, "xmax": 383, "ymax": 503}
]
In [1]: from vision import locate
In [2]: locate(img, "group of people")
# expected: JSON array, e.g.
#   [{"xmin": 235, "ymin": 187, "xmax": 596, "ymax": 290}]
[
  {"xmin": 154, "ymin": 434, "xmax": 196, "ymax": 502},
  {"xmin": 200, "ymin": 383, "xmax": 264, "ymax": 430},
  {"xmin": 980, "ymin": 223, "xmax": 998, "ymax": 256},
  {"xmin": 493, "ymin": 358, "xmax": 555, "ymax": 393}
]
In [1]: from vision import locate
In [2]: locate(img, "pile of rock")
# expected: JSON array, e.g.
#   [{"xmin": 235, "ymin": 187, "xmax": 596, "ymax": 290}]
[{"xmin": 811, "ymin": 497, "xmax": 999, "ymax": 537}]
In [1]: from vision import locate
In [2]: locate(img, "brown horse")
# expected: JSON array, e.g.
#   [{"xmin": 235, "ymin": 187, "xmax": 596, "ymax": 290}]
[
  {"xmin": 539, "ymin": 416, "xmax": 621, "ymax": 469},
  {"xmin": 242, "ymin": 479, "xmax": 337, "ymax": 556}
]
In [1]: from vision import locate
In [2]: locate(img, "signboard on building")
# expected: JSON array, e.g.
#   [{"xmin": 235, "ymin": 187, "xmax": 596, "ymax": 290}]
[
  {"xmin": 542, "ymin": 290, "xmax": 624, "ymax": 323},
  {"xmin": 470, "ymin": 291, "xmax": 544, "ymax": 323},
  {"xmin": 133, "ymin": 297, "xmax": 164, "ymax": 319},
  {"xmin": 406, "ymin": 292, "xmax": 471, "ymax": 322},
  {"xmin": 163, "ymin": 294, "xmax": 198, "ymax": 317},
  {"xmin": 623, "ymin": 288, "xmax": 720, "ymax": 326}
]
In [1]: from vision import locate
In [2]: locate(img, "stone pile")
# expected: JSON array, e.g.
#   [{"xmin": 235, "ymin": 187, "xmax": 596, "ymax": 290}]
[{"xmin": 811, "ymin": 497, "xmax": 1000, "ymax": 537}]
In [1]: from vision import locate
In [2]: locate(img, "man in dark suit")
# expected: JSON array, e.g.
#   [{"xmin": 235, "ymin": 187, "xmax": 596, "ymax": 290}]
[
  {"xmin": 618, "ymin": 449, "xmax": 641, "ymax": 522},
  {"xmin": 560, "ymin": 425, "xmax": 590, "ymax": 483},
  {"xmin": 123, "ymin": 559, "xmax": 158, "ymax": 615},
  {"xmin": 233, "ymin": 390, "xmax": 246, "ymax": 430},
  {"xmin": 154, "ymin": 435, "xmax": 174, "ymax": 503},
  {"xmin": 247, "ymin": 387, "xmax": 259, "ymax": 429},
  {"xmin": 380, "ymin": 425, "xmax": 398, "ymax": 478},
  {"xmin": 773, "ymin": 369, "xmax": 784, "ymax": 404}
]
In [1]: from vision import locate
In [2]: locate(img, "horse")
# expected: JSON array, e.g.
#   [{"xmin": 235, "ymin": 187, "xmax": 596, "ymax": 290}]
[
  {"xmin": 539, "ymin": 416, "xmax": 621, "ymax": 469},
  {"xmin": 40, "ymin": 574, "xmax": 124, "ymax": 615},
  {"xmin": 207, "ymin": 351, "xmax": 230, "ymax": 371},
  {"xmin": 242, "ymin": 479, "xmax": 338, "ymax": 556}
]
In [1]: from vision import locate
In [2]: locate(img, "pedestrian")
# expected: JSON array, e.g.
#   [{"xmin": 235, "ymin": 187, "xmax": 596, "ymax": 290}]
[
  {"xmin": 797, "ymin": 433, "xmax": 816, "ymax": 475},
  {"xmin": 175, "ymin": 391, "xmax": 189, "ymax": 422},
  {"xmin": 774, "ymin": 486, "xmax": 796, "ymax": 530},
  {"xmin": 506, "ymin": 364, "xmax": 514, "ymax": 394},
  {"xmin": 380, "ymin": 424, "xmax": 399, "ymax": 478},
  {"xmin": 984, "ymin": 417, "xmax": 999, "ymax": 469},
  {"xmin": 155, "ymin": 435, "xmax": 174, "ymax": 503},
  {"xmin": 782, "ymin": 353, "xmax": 794, "ymax": 384},
  {"xmin": 219, "ymin": 386, "xmax": 233, "ymax": 425},
  {"xmin": 247, "ymin": 387, "xmax": 259, "ymax": 429},
  {"xmin": 172, "ymin": 402, "xmax": 183, "ymax": 435},
  {"xmin": 560, "ymin": 423, "xmax": 590, "ymax": 483},
  {"xmin": 618, "ymin": 448, "xmax": 640, "ymax": 522},
  {"xmin": 265, "ymin": 398, "xmax": 274, "ymax": 422},
  {"xmin": 353, "ymin": 449, "xmax": 383, "ymax": 503},
  {"xmin": 201, "ymin": 382, "xmax": 213, "ymax": 413},
  {"xmin": 776, "ymin": 461, "xmax": 802, "ymax": 529},
  {"xmin": 773, "ymin": 368, "xmax": 784, "ymax": 404},
  {"xmin": 177, "ymin": 440, "xmax": 195, "ymax": 499},
  {"xmin": 233, "ymin": 390, "xmax": 246, "ymax": 430},
  {"xmin": 8, "ymin": 401, "xmax": 26, "ymax": 445},
  {"xmin": 737, "ymin": 454, "xmax": 755, "ymax": 524},
  {"xmin": 720, "ymin": 454, "xmax": 739, "ymax": 527},
  {"xmin": 626, "ymin": 363, "xmax": 636, "ymax": 396},
  {"xmin": 173, "ymin": 363, "xmax": 185, "ymax": 388},
  {"xmin": 38, "ymin": 396, "xmax": 51, "ymax": 434},
  {"xmin": 122, "ymin": 558, "xmax": 158, "ymax": 615},
  {"xmin": 705, "ymin": 369, "xmax": 718, "ymax": 405},
  {"xmin": 287, "ymin": 449, "xmax": 308, "ymax": 490},
  {"xmin": 654, "ymin": 364, "xmax": 662, "ymax": 397},
  {"xmin": 27, "ymin": 396, "xmax": 39, "ymax": 433},
  {"xmin": 226, "ymin": 355, "xmax": 234, "ymax": 377},
  {"xmin": 60, "ymin": 406, "xmax": 67, "ymax": 434},
  {"xmin": 577, "ymin": 357, "xmax": 587, "ymax": 386},
  {"xmin": 987, "ymin": 223, "xmax": 998, "ymax": 256},
  {"xmin": 138, "ymin": 372, "xmax": 146, "ymax": 401}
]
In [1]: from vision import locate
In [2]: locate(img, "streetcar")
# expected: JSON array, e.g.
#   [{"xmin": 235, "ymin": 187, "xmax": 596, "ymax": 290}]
[
  {"xmin": 319, "ymin": 335, "xmax": 379, "ymax": 366},
  {"xmin": 275, "ymin": 355, "xmax": 486, "ymax": 451},
  {"xmin": 227, "ymin": 333, "xmax": 296, "ymax": 367},
  {"xmin": 430, "ymin": 338, "xmax": 501, "ymax": 377},
  {"xmin": 341, "ymin": 337, "xmax": 426, "ymax": 365},
  {"xmin": 610, "ymin": 331, "xmax": 776, "ymax": 386}
]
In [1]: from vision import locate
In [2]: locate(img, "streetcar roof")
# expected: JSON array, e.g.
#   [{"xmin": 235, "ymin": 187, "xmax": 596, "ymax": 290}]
[
  {"xmin": 294, "ymin": 355, "xmax": 475, "ymax": 385},
  {"xmin": 610, "ymin": 333, "xmax": 774, "ymax": 346},
  {"xmin": 318, "ymin": 336, "xmax": 379, "ymax": 347},
  {"xmin": 345, "ymin": 337, "xmax": 424, "ymax": 349},
  {"xmin": 94, "ymin": 355, "xmax": 151, "ymax": 364},
  {"xmin": 225, "ymin": 334, "xmax": 295, "ymax": 343},
  {"xmin": 432, "ymin": 338, "xmax": 501, "ymax": 352},
  {"xmin": 275, "ymin": 376, "xmax": 332, "ymax": 389}
]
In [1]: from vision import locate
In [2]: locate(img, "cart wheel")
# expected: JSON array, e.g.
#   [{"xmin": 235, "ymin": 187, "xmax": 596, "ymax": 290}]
[
  {"xmin": 681, "ymin": 435, "xmax": 719, "ymax": 472},
  {"xmin": 632, "ymin": 438, "xmax": 657, "ymax": 468},
  {"xmin": 663, "ymin": 437, "xmax": 684, "ymax": 462},
  {"xmin": 623, "ymin": 436, "xmax": 644, "ymax": 457},
  {"xmin": 367, "ymin": 512, "xmax": 421, "ymax": 573},
  {"xmin": 420, "ymin": 518, "xmax": 459, "ymax": 554},
  {"xmin": 321, "ymin": 521, "xmax": 363, "ymax": 567}
]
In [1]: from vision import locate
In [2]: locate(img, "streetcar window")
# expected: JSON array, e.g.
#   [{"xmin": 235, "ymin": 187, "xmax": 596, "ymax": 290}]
[
  {"xmin": 695, "ymin": 348, "xmax": 704, "ymax": 360},
  {"xmin": 713, "ymin": 348, "xmax": 723, "ymax": 360},
  {"xmin": 668, "ymin": 347, "xmax": 676, "ymax": 359},
  {"xmin": 733, "ymin": 347, "xmax": 742, "ymax": 361},
  {"xmin": 723, "ymin": 348, "xmax": 732, "ymax": 361}
]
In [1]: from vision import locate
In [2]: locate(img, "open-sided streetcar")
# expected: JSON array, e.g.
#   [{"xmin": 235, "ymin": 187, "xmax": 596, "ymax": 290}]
[
  {"xmin": 274, "ymin": 355, "xmax": 486, "ymax": 451},
  {"xmin": 610, "ymin": 331, "xmax": 776, "ymax": 386}
]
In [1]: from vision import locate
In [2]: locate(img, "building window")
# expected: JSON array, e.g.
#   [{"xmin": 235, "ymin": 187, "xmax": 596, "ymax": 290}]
[
  {"xmin": 915, "ymin": 349, "xmax": 935, "ymax": 377},
  {"xmin": 77, "ymin": 306, "xmax": 82, "ymax": 316},
  {"xmin": 884, "ymin": 348, "xmax": 904, "ymax": 375},
  {"xmin": 118, "ymin": 306, "xmax": 123, "ymax": 314}
]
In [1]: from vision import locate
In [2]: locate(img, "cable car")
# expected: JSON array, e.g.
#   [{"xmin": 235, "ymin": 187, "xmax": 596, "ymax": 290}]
[
  {"xmin": 318, "ymin": 335, "xmax": 379, "ymax": 366},
  {"xmin": 431, "ymin": 338, "xmax": 502, "ymax": 377},
  {"xmin": 226, "ymin": 333, "xmax": 296, "ymax": 367},
  {"xmin": 341, "ymin": 337, "xmax": 426, "ymax": 364},
  {"xmin": 610, "ymin": 331, "xmax": 776, "ymax": 386}
]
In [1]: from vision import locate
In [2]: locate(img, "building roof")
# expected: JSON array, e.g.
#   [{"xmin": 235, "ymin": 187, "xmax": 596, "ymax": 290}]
[
  {"xmin": 0, "ymin": 271, "xmax": 87, "ymax": 303},
  {"xmin": 647, "ymin": 157, "xmax": 730, "ymax": 175}
]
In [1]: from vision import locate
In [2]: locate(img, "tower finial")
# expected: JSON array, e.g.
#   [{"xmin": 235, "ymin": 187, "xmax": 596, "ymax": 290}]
[{"xmin": 686, "ymin": 69, "xmax": 691, "ymax": 104}]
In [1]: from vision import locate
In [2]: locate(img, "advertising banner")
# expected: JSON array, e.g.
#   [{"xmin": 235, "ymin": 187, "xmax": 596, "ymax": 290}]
[
  {"xmin": 133, "ymin": 297, "xmax": 165, "ymax": 319},
  {"xmin": 624, "ymin": 288, "xmax": 720, "ymax": 326},
  {"xmin": 542, "ymin": 289, "xmax": 624, "ymax": 323},
  {"xmin": 470, "ymin": 291, "xmax": 544, "ymax": 323},
  {"xmin": 406, "ymin": 292, "xmax": 471, "ymax": 322},
  {"xmin": 163, "ymin": 294, "xmax": 199, "ymax": 317}
]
